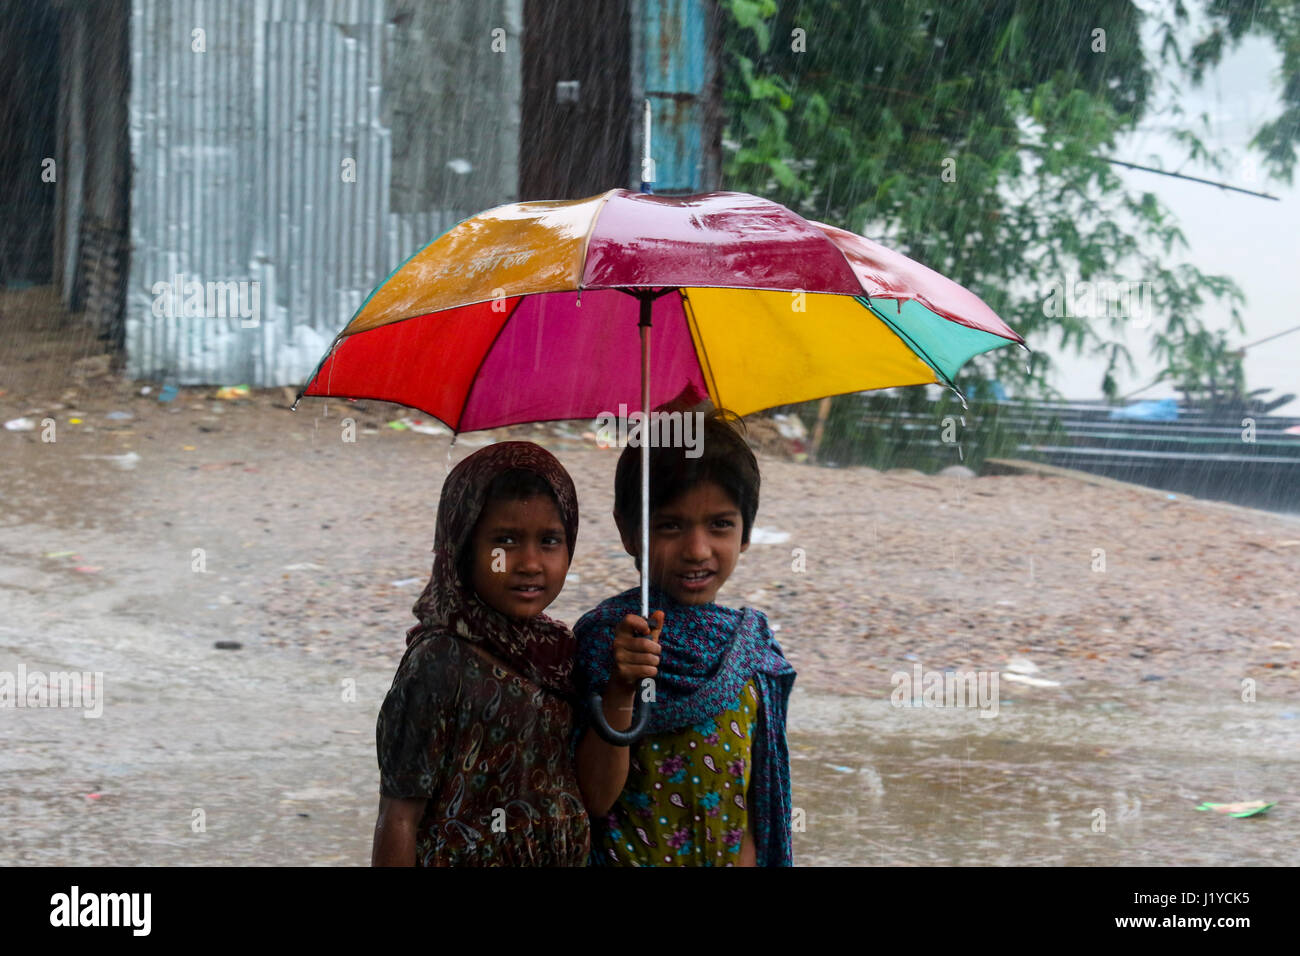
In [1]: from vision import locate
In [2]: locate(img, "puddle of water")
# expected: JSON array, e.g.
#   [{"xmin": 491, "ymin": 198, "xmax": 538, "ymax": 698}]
[{"xmin": 787, "ymin": 685, "xmax": 1299, "ymax": 865}]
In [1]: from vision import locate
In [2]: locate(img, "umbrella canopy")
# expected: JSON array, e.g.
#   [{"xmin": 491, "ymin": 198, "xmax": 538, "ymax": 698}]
[
  {"xmin": 295, "ymin": 188, "xmax": 1026, "ymax": 423},
  {"xmin": 294, "ymin": 187, "xmax": 1028, "ymax": 745}
]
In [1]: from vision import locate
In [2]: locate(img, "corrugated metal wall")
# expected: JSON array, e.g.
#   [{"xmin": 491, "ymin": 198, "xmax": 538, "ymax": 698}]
[
  {"xmin": 640, "ymin": 0, "xmax": 721, "ymax": 194},
  {"xmin": 126, "ymin": 0, "xmax": 522, "ymax": 386}
]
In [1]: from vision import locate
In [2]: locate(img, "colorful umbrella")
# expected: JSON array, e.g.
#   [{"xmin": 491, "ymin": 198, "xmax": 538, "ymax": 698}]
[{"xmin": 294, "ymin": 187, "xmax": 1028, "ymax": 742}]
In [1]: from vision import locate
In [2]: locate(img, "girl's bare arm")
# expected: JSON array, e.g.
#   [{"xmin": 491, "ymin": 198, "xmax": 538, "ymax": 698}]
[
  {"xmin": 576, "ymin": 682, "xmax": 640, "ymax": 817},
  {"xmin": 370, "ymin": 795, "xmax": 427, "ymax": 866},
  {"xmin": 575, "ymin": 611, "xmax": 663, "ymax": 818}
]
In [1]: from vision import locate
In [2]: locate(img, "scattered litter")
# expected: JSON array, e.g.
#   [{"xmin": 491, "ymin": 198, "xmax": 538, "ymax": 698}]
[
  {"xmin": 903, "ymin": 653, "xmax": 918, "ymax": 661},
  {"xmin": 826, "ymin": 764, "xmax": 855, "ymax": 774},
  {"xmin": 389, "ymin": 576, "xmax": 422, "ymax": 587},
  {"xmin": 85, "ymin": 792, "xmax": 102, "ymax": 801},
  {"xmin": 1110, "ymin": 397, "xmax": 1178, "ymax": 421},
  {"xmin": 565, "ymin": 572, "xmax": 581, "ymax": 584},
  {"xmin": 158, "ymin": 385, "xmax": 178, "ymax": 402},
  {"xmin": 750, "ymin": 527, "xmax": 791, "ymax": 544},
  {"xmin": 72, "ymin": 566, "xmax": 102, "ymax": 574},
  {"xmin": 1005, "ymin": 657, "xmax": 1040, "ymax": 675},
  {"xmin": 215, "ymin": 385, "xmax": 250, "ymax": 400},
  {"xmin": 45, "ymin": 551, "xmax": 78, "ymax": 559},
  {"xmin": 1140, "ymin": 674, "xmax": 1165, "ymax": 682},
  {"xmin": 182, "ymin": 445, "xmax": 196, "ymax": 451},
  {"xmin": 4, "ymin": 417, "xmax": 36, "ymax": 431},
  {"xmin": 1195, "ymin": 800, "xmax": 1276, "ymax": 818},
  {"xmin": 284, "ymin": 563, "xmax": 326, "ymax": 572},
  {"xmin": 79, "ymin": 451, "xmax": 141, "ymax": 471},
  {"xmin": 1002, "ymin": 672, "xmax": 1061, "ymax": 688},
  {"xmin": 105, "ymin": 410, "xmax": 134, "ymax": 421},
  {"xmin": 401, "ymin": 417, "xmax": 450, "ymax": 436},
  {"xmin": 139, "ymin": 385, "xmax": 152, "ymax": 396},
  {"xmin": 385, "ymin": 420, "xmax": 408, "ymax": 430},
  {"xmin": 297, "ymin": 812, "xmax": 311, "ymax": 818},
  {"xmin": 771, "ymin": 414, "xmax": 808, "ymax": 441},
  {"xmin": 214, "ymin": 640, "xmax": 243, "ymax": 650},
  {"xmin": 68, "ymin": 418, "xmax": 83, "ymax": 425}
]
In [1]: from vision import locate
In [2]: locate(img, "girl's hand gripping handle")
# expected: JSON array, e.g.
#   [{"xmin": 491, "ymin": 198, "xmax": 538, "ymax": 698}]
[{"xmin": 587, "ymin": 611, "xmax": 663, "ymax": 746}]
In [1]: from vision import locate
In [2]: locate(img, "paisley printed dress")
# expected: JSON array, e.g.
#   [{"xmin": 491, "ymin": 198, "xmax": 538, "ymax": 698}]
[
  {"xmin": 377, "ymin": 633, "xmax": 590, "ymax": 866},
  {"xmin": 593, "ymin": 680, "xmax": 759, "ymax": 866}
]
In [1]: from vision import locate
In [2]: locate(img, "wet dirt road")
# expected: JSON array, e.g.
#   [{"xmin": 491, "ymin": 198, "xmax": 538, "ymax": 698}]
[
  {"xmin": 3, "ymin": 553, "xmax": 1295, "ymax": 865},
  {"xmin": 2, "ymin": 311, "xmax": 1297, "ymax": 864}
]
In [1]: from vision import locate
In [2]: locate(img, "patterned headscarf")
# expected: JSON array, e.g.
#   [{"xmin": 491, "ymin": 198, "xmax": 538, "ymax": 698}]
[{"xmin": 403, "ymin": 441, "xmax": 580, "ymax": 698}]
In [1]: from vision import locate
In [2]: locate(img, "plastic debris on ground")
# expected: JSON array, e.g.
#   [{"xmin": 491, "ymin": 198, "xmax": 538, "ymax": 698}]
[
  {"xmin": 79, "ymin": 452, "xmax": 141, "ymax": 471},
  {"xmin": 4, "ymin": 417, "xmax": 36, "ymax": 431},
  {"xmin": 1195, "ymin": 800, "xmax": 1276, "ymax": 818},
  {"xmin": 1002, "ymin": 658, "xmax": 1061, "ymax": 687},
  {"xmin": 750, "ymin": 527, "xmax": 791, "ymax": 544},
  {"xmin": 399, "ymin": 417, "xmax": 450, "ymax": 436},
  {"xmin": 158, "ymin": 385, "xmax": 178, "ymax": 402},
  {"xmin": 214, "ymin": 385, "xmax": 251, "ymax": 400},
  {"xmin": 1109, "ymin": 397, "xmax": 1179, "ymax": 421}
]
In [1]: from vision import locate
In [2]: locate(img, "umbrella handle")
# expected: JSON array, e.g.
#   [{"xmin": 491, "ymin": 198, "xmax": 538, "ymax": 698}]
[{"xmin": 586, "ymin": 689, "xmax": 652, "ymax": 746}]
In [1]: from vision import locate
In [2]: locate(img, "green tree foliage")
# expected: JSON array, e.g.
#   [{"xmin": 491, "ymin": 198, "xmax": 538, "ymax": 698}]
[{"xmin": 719, "ymin": 0, "xmax": 1298, "ymax": 413}]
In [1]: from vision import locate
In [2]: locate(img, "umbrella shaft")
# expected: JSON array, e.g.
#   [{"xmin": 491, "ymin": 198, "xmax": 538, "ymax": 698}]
[{"xmin": 640, "ymin": 295, "xmax": 651, "ymax": 621}]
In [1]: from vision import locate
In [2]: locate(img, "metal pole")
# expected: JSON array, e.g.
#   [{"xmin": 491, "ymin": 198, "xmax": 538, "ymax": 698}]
[{"xmin": 640, "ymin": 295, "xmax": 651, "ymax": 622}]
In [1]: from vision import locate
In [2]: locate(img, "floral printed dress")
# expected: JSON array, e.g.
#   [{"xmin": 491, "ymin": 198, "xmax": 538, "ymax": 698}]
[
  {"xmin": 377, "ymin": 634, "xmax": 591, "ymax": 866},
  {"xmin": 593, "ymin": 680, "xmax": 759, "ymax": 866}
]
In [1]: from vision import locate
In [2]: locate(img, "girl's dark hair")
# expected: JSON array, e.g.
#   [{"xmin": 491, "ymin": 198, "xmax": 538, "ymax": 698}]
[
  {"xmin": 457, "ymin": 468, "xmax": 562, "ymax": 584},
  {"xmin": 612, "ymin": 408, "xmax": 759, "ymax": 561}
]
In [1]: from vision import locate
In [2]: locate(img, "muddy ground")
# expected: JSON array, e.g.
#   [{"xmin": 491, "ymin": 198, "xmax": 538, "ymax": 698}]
[{"xmin": 1, "ymin": 287, "xmax": 1297, "ymax": 865}]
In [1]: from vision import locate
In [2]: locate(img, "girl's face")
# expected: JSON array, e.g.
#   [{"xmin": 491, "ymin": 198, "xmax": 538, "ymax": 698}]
[
  {"xmin": 466, "ymin": 494, "xmax": 570, "ymax": 621},
  {"xmin": 617, "ymin": 479, "xmax": 749, "ymax": 607}
]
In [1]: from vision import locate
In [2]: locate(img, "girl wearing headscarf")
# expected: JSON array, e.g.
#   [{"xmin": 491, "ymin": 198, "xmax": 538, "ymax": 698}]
[{"xmin": 371, "ymin": 441, "xmax": 590, "ymax": 866}]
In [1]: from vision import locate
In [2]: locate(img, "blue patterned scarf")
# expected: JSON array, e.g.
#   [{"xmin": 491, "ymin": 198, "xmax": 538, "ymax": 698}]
[{"xmin": 572, "ymin": 584, "xmax": 797, "ymax": 867}]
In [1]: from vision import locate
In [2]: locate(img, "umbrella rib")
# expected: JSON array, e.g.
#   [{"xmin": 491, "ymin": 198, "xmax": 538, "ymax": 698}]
[
  {"xmin": 679, "ymin": 289, "xmax": 722, "ymax": 410},
  {"xmin": 577, "ymin": 189, "xmax": 622, "ymax": 291},
  {"xmin": 456, "ymin": 295, "xmax": 527, "ymax": 435},
  {"xmin": 811, "ymin": 221, "xmax": 967, "ymax": 399},
  {"xmin": 858, "ymin": 295, "xmax": 958, "ymax": 392}
]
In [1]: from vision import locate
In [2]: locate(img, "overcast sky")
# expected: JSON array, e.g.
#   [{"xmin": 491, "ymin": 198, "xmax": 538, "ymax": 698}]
[{"xmin": 1047, "ymin": 27, "xmax": 1299, "ymax": 415}]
